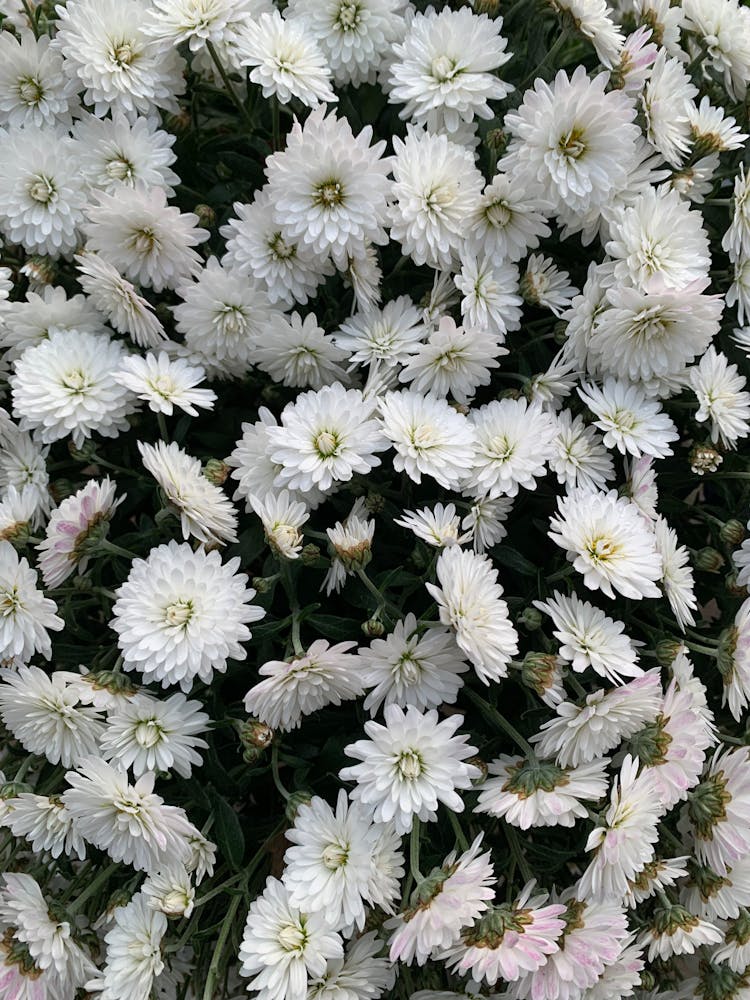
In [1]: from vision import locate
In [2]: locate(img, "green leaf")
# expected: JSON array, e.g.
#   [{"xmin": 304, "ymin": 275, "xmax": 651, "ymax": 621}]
[
  {"xmin": 493, "ymin": 546, "xmax": 539, "ymax": 577},
  {"xmin": 208, "ymin": 790, "xmax": 245, "ymax": 870}
]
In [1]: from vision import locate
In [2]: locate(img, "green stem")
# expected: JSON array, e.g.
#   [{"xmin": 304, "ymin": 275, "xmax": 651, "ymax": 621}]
[
  {"xmin": 14, "ymin": 757, "xmax": 34, "ymax": 783},
  {"xmin": 99, "ymin": 539, "xmax": 138, "ymax": 561},
  {"xmin": 447, "ymin": 808, "xmax": 470, "ymax": 853},
  {"xmin": 205, "ymin": 41, "xmax": 251, "ymax": 125},
  {"xmin": 157, "ymin": 412, "xmax": 170, "ymax": 444},
  {"xmin": 355, "ymin": 568, "xmax": 401, "ymax": 621},
  {"xmin": 684, "ymin": 640, "xmax": 719, "ymax": 658},
  {"xmin": 518, "ymin": 29, "xmax": 568, "ymax": 89},
  {"xmin": 271, "ymin": 96, "xmax": 281, "ymax": 151},
  {"xmin": 463, "ymin": 687, "xmax": 538, "ymax": 760},
  {"xmin": 20, "ymin": 0, "xmax": 39, "ymax": 37},
  {"xmin": 67, "ymin": 861, "xmax": 120, "ymax": 915},
  {"xmin": 270, "ymin": 743, "xmax": 290, "ymax": 801},
  {"xmin": 193, "ymin": 872, "xmax": 243, "ymax": 910},
  {"xmin": 504, "ymin": 823, "xmax": 534, "ymax": 884},
  {"xmin": 279, "ymin": 561, "xmax": 304, "ymax": 656},
  {"xmin": 566, "ymin": 672, "xmax": 587, "ymax": 700},
  {"xmin": 201, "ymin": 891, "xmax": 242, "ymax": 1000},
  {"xmin": 409, "ymin": 816, "xmax": 423, "ymax": 883}
]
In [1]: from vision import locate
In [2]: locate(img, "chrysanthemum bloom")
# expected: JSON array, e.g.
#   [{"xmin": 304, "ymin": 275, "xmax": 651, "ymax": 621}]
[
  {"xmin": 0, "ymin": 792, "xmax": 86, "ymax": 860},
  {"xmin": 640, "ymin": 901, "xmax": 722, "ymax": 961},
  {"xmin": 360, "ymin": 613, "xmax": 468, "ymax": 715},
  {"xmin": 606, "ymin": 186, "xmax": 711, "ymax": 293},
  {"xmin": 1, "ymin": 283, "xmax": 105, "ymax": 362},
  {"xmin": 83, "ymin": 186, "xmax": 208, "ymax": 293},
  {"xmin": 625, "ymin": 857, "xmax": 689, "ymax": 908},
  {"xmin": 0, "ymin": 486, "xmax": 40, "ymax": 543},
  {"xmin": 426, "ymin": 545, "xmax": 518, "ymax": 684},
  {"xmin": 512, "ymin": 895, "xmax": 630, "ymax": 1000},
  {"xmin": 0, "ymin": 873, "xmax": 96, "ymax": 993},
  {"xmin": 454, "ymin": 256, "xmax": 522, "ymax": 339},
  {"xmin": 75, "ymin": 252, "xmax": 166, "ymax": 349},
  {"xmin": 334, "ymin": 297, "xmax": 423, "ymax": 372},
  {"xmin": 378, "ymin": 389, "xmax": 476, "ymax": 490},
  {"xmin": 640, "ymin": 50, "xmax": 697, "ymax": 167},
  {"xmin": 0, "ymin": 31, "xmax": 78, "ymax": 128},
  {"xmin": 0, "ymin": 543, "xmax": 63, "ymax": 662},
  {"xmin": 340, "ymin": 703, "xmax": 479, "ymax": 834},
  {"xmin": 142, "ymin": 864, "xmax": 195, "ymax": 919},
  {"xmin": 115, "ymin": 353, "xmax": 216, "ymax": 418},
  {"xmin": 239, "ymin": 877, "xmax": 343, "ymax": 1000},
  {"xmin": 578, "ymin": 755, "xmax": 663, "ymax": 901},
  {"xmin": 73, "ymin": 111, "xmax": 179, "ymax": 195},
  {"xmin": 476, "ymin": 755, "xmax": 609, "ymax": 829},
  {"xmin": 550, "ymin": 412, "xmax": 613, "ymax": 493},
  {"xmin": 690, "ymin": 345, "xmax": 750, "ymax": 448},
  {"xmin": 139, "ymin": 441, "xmax": 238, "ymax": 545},
  {"xmin": 653, "ymin": 516, "xmax": 698, "ymax": 630},
  {"xmin": 532, "ymin": 669, "xmax": 663, "ymax": 767},
  {"xmin": 244, "ymin": 640, "xmax": 363, "ymax": 732},
  {"xmin": 62, "ymin": 757, "xmax": 198, "ymax": 872},
  {"xmin": 462, "ymin": 496, "xmax": 513, "ymax": 554},
  {"xmin": 521, "ymin": 255, "xmax": 578, "ymax": 316},
  {"xmin": 53, "ymin": 0, "xmax": 186, "ymax": 118},
  {"xmin": 689, "ymin": 747, "xmax": 750, "ymax": 875},
  {"xmin": 395, "ymin": 503, "xmax": 467, "ymax": 548},
  {"xmin": 111, "ymin": 540, "xmax": 263, "ymax": 691},
  {"xmin": 254, "ymin": 312, "xmax": 349, "ymax": 389},
  {"xmin": 387, "ymin": 836, "xmax": 495, "ymax": 965},
  {"xmin": 0, "ymin": 429, "xmax": 53, "ymax": 525},
  {"xmin": 682, "ymin": 0, "xmax": 750, "ymax": 100},
  {"xmin": 465, "ymin": 172, "xmax": 551, "ymax": 263},
  {"xmin": 578, "ymin": 378, "xmax": 678, "ymax": 459},
  {"xmin": 0, "ymin": 127, "xmax": 86, "ymax": 257},
  {"xmin": 249, "ymin": 491, "xmax": 309, "ymax": 561},
  {"xmin": 238, "ymin": 11, "xmax": 336, "ymax": 107},
  {"xmin": 37, "ymin": 477, "xmax": 124, "ymax": 589},
  {"xmin": 100, "ymin": 691, "xmax": 209, "ymax": 779},
  {"xmin": 0, "ymin": 666, "xmax": 104, "ymax": 768},
  {"xmin": 85, "ymin": 893, "xmax": 167, "ymax": 1000},
  {"xmin": 306, "ymin": 931, "xmax": 395, "ymax": 1000},
  {"xmin": 534, "ymin": 590, "xmax": 642, "ymax": 684},
  {"xmin": 500, "ymin": 66, "xmax": 639, "ymax": 223},
  {"xmin": 283, "ymin": 790, "xmax": 403, "ymax": 933},
  {"xmin": 466, "ymin": 397, "xmax": 558, "ymax": 499},
  {"xmin": 549, "ymin": 0, "xmax": 624, "ymax": 66},
  {"xmin": 322, "ymin": 498, "xmax": 375, "ymax": 595},
  {"xmin": 11, "ymin": 329, "xmax": 135, "ymax": 448},
  {"xmin": 387, "ymin": 6, "xmax": 512, "ymax": 135},
  {"xmin": 689, "ymin": 96, "xmax": 749, "ymax": 154},
  {"xmin": 144, "ymin": 0, "xmax": 251, "ymax": 51},
  {"xmin": 684, "ymin": 855, "xmax": 750, "ymax": 922},
  {"xmin": 719, "ymin": 597, "xmax": 750, "ymax": 721},
  {"xmin": 548, "ymin": 487, "xmax": 663, "ymax": 600},
  {"xmin": 264, "ymin": 107, "xmax": 392, "ymax": 269},
  {"xmin": 440, "ymin": 883, "xmax": 566, "ymax": 985},
  {"xmin": 266, "ymin": 383, "xmax": 387, "ymax": 494},
  {"xmin": 389, "ymin": 127, "xmax": 484, "ymax": 270},
  {"xmin": 724, "ymin": 165, "xmax": 750, "ymax": 261},
  {"xmin": 712, "ymin": 910, "xmax": 750, "ymax": 971}
]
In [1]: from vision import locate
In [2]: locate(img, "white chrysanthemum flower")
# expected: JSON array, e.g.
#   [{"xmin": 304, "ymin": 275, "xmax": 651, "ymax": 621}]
[
  {"xmin": 625, "ymin": 857, "xmax": 690, "ymax": 908},
  {"xmin": 100, "ymin": 691, "xmax": 209, "ymax": 778},
  {"xmin": 653, "ymin": 516, "xmax": 697, "ymax": 630},
  {"xmin": 387, "ymin": 836, "xmax": 495, "ymax": 965},
  {"xmin": 532, "ymin": 670, "xmax": 662, "ymax": 767},
  {"xmin": 689, "ymin": 96, "xmax": 749, "ymax": 152},
  {"xmin": 340, "ymin": 703, "xmax": 479, "ymax": 834},
  {"xmin": 83, "ymin": 186, "xmax": 208, "ymax": 293},
  {"xmin": 63, "ymin": 757, "xmax": 197, "ymax": 872},
  {"xmin": 0, "ymin": 428, "xmax": 50, "ymax": 525},
  {"xmin": 0, "ymin": 484, "xmax": 38, "ymax": 543},
  {"xmin": 360, "ymin": 613, "xmax": 468, "ymax": 715},
  {"xmin": 465, "ymin": 172, "xmax": 551, "ymax": 264},
  {"xmin": 521, "ymin": 255, "xmax": 578, "ymax": 317},
  {"xmin": 0, "ymin": 127, "xmax": 86, "ymax": 257},
  {"xmin": 641, "ymin": 901, "xmax": 722, "ymax": 961},
  {"xmin": 689, "ymin": 747, "xmax": 750, "ymax": 875},
  {"xmin": 578, "ymin": 378, "xmax": 678, "ymax": 459},
  {"xmin": 378, "ymin": 389, "xmax": 475, "ymax": 490},
  {"xmin": 283, "ymin": 790, "xmax": 402, "ymax": 933},
  {"xmin": 690, "ymin": 345, "xmax": 750, "ymax": 448},
  {"xmin": 73, "ymin": 112, "xmax": 179, "ymax": 196},
  {"xmin": 425, "ymin": 546, "xmax": 518, "ymax": 685},
  {"xmin": 0, "ymin": 543, "xmax": 62, "ymax": 662},
  {"xmin": 387, "ymin": 7, "xmax": 512, "ymax": 135},
  {"xmin": 239, "ymin": 877, "xmax": 343, "ymax": 1000},
  {"xmin": 728, "ymin": 252, "xmax": 750, "ymax": 326},
  {"xmin": 682, "ymin": 0, "xmax": 750, "ymax": 99},
  {"xmin": 254, "ymin": 312, "xmax": 348, "ymax": 389},
  {"xmin": 551, "ymin": 410, "xmax": 614, "ymax": 492},
  {"xmin": 712, "ymin": 910, "xmax": 750, "ymax": 971},
  {"xmin": 534, "ymin": 591, "xmax": 642, "ymax": 684},
  {"xmin": 589, "ymin": 282, "xmax": 722, "ymax": 385},
  {"xmin": 0, "ymin": 792, "xmax": 86, "ymax": 860},
  {"xmin": 641, "ymin": 50, "xmax": 697, "ymax": 166},
  {"xmin": 389, "ymin": 127, "xmax": 484, "ymax": 270},
  {"xmin": 443, "ymin": 887, "xmax": 566, "ymax": 987},
  {"xmin": 85, "ymin": 893, "xmax": 167, "ymax": 1000},
  {"xmin": 265, "ymin": 107, "xmax": 391, "ymax": 269},
  {"xmin": 467, "ymin": 397, "xmax": 558, "ymax": 499},
  {"xmin": 550, "ymin": 0, "xmax": 624, "ymax": 66},
  {"xmin": 139, "ymin": 440, "xmax": 238, "ymax": 545},
  {"xmin": 723, "ymin": 165, "xmax": 750, "ymax": 262},
  {"xmin": 476, "ymin": 754, "xmax": 609, "ymax": 830},
  {"xmin": 112, "ymin": 540, "xmax": 262, "ymax": 691},
  {"xmin": 578, "ymin": 755, "xmax": 662, "ymax": 901},
  {"xmin": 115, "ymin": 353, "xmax": 216, "ymax": 418},
  {"xmin": 462, "ymin": 496, "xmax": 512, "ymax": 554},
  {"xmin": 267, "ymin": 383, "xmax": 386, "ymax": 494},
  {"xmin": 0, "ymin": 873, "xmax": 95, "ymax": 992},
  {"xmin": 244, "ymin": 640, "xmax": 362, "ymax": 732},
  {"xmin": 221, "ymin": 189, "xmax": 331, "ymax": 308},
  {"xmin": 306, "ymin": 931, "xmax": 395, "ymax": 1000},
  {"xmin": 0, "ymin": 665, "xmax": 102, "ymax": 767},
  {"xmin": 144, "ymin": 0, "xmax": 247, "ymax": 51},
  {"xmin": 334, "ymin": 296, "xmax": 425, "ymax": 369},
  {"xmin": 549, "ymin": 487, "xmax": 663, "ymax": 600},
  {"xmin": 238, "ymin": 11, "xmax": 336, "ymax": 107},
  {"xmin": 11, "ymin": 329, "xmax": 134, "ymax": 448},
  {"xmin": 500, "ymin": 66, "xmax": 639, "ymax": 222},
  {"xmin": 249, "ymin": 490, "xmax": 308, "ymax": 561},
  {"xmin": 721, "ymin": 598, "xmax": 750, "ymax": 723},
  {"xmin": 606, "ymin": 186, "xmax": 711, "ymax": 293},
  {"xmin": 0, "ymin": 285, "xmax": 105, "ymax": 362},
  {"xmin": 0, "ymin": 31, "xmax": 78, "ymax": 128},
  {"xmin": 53, "ymin": 0, "xmax": 186, "ymax": 118},
  {"xmin": 454, "ymin": 256, "xmax": 522, "ymax": 339},
  {"xmin": 395, "ymin": 503, "xmax": 468, "ymax": 548},
  {"xmin": 37, "ymin": 478, "xmax": 124, "ymax": 589},
  {"xmin": 529, "ymin": 353, "xmax": 581, "ymax": 411},
  {"xmin": 398, "ymin": 316, "xmax": 504, "ymax": 404},
  {"xmin": 142, "ymin": 865, "xmax": 195, "ymax": 919},
  {"xmin": 323, "ymin": 499, "xmax": 375, "ymax": 596},
  {"xmin": 75, "ymin": 252, "xmax": 166, "ymax": 349}
]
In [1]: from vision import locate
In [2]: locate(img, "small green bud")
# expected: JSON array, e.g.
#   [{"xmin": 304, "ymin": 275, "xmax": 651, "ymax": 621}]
[
  {"xmin": 726, "ymin": 572, "xmax": 748, "ymax": 599},
  {"xmin": 194, "ymin": 203, "xmax": 216, "ymax": 229},
  {"xmin": 522, "ymin": 651, "xmax": 560, "ymax": 699},
  {"xmin": 251, "ymin": 576, "xmax": 276, "ymax": 594},
  {"xmin": 300, "ymin": 543, "xmax": 321, "ymax": 566},
  {"xmin": 364, "ymin": 493, "xmax": 385, "ymax": 514},
  {"xmin": 362, "ymin": 618, "xmax": 385, "ymax": 638},
  {"xmin": 0, "ymin": 781, "xmax": 32, "ymax": 799},
  {"xmin": 553, "ymin": 321, "xmax": 568, "ymax": 345},
  {"xmin": 694, "ymin": 547, "xmax": 725, "ymax": 573},
  {"xmin": 285, "ymin": 789, "xmax": 313, "ymax": 822},
  {"xmin": 203, "ymin": 459, "xmax": 230, "ymax": 486},
  {"xmin": 240, "ymin": 719, "xmax": 274, "ymax": 751},
  {"xmin": 484, "ymin": 127, "xmax": 508, "ymax": 156},
  {"xmin": 20, "ymin": 255, "xmax": 57, "ymax": 285},
  {"xmin": 656, "ymin": 638, "xmax": 683, "ymax": 667},
  {"xmin": 165, "ymin": 108, "xmax": 192, "ymax": 135},
  {"xmin": 517, "ymin": 607, "xmax": 543, "ymax": 631},
  {"xmin": 67, "ymin": 440, "xmax": 98, "ymax": 463},
  {"xmin": 721, "ymin": 519, "xmax": 746, "ymax": 546}
]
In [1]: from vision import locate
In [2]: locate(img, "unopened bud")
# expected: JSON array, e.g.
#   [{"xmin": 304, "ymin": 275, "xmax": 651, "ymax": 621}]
[
  {"xmin": 517, "ymin": 607, "xmax": 543, "ymax": 631},
  {"xmin": 467, "ymin": 756, "xmax": 488, "ymax": 783},
  {"xmin": 166, "ymin": 108, "xmax": 192, "ymax": 135},
  {"xmin": 240, "ymin": 719, "xmax": 274, "ymax": 751},
  {"xmin": 553, "ymin": 321, "xmax": 568, "ymax": 345},
  {"xmin": 215, "ymin": 162, "xmax": 232, "ymax": 180},
  {"xmin": 689, "ymin": 443, "xmax": 723, "ymax": 475},
  {"xmin": 362, "ymin": 618, "xmax": 385, "ymax": 638},
  {"xmin": 717, "ymin": 626, "xmax": 737, "ymax": 679},
  {"xmin": 300, "ymin": 543, "xmax": 321, "ymax": 566},
  {"xmin": 364, "ymin": 493, "xmax": 385, "ymax": 514},
  {"xmin": 251, "ymin": 576, "xmax": 276, "ymax": 594},
  {"xmin": 484, "ymin": 127, "xmax": 508, "ymax": 156},
  {"xmin": 694, "ymin": 547, "xmax": 725, "ymax": 573},
  {"xmin": 656, "ymin": 638, "xmax": 683, "ymax": 667},
  {"xmin": 67, "ymin": 440, "xmax": 98, "ymax": 463},
  {"xmin": 49, "ymin": 479, "xmax": 75, "ymax": 503},
  {"xmin": 202, "ymin": 459, "xmax": 230, "ymax": 486},
  {"xmin": 20, "ymin": 255, "xmax": 57, "ymax": 285},
  {"xmin": 0, "ymin": 781, "xmax": 32, "ymax": 799},
  {"xmin": 726, "ymin": 572, "xmax": 748, "ymax": 599},
  {"xmin": 285, "ymin": 789, "xmax": 313, "ymax": 822},
  {"xmin": 194, "ymin": 204, "xmax": 216, "ymax": 229},
  {"xmin": 721, "ymin": 519, "xmax": 746, "ymax": 546},
  {"xmin": 522, "ymin": 651, "xmax": 560, "ymax": 698}
]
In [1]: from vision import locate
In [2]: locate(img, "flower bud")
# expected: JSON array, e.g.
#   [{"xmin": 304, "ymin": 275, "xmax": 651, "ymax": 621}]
[
  {"xmin": 252, "ymin": 576, "xmax": 276, "ymax": 594},
  {"xmin": 67, "ymin": 440, "xmax": 98, "ymax": 463},
  {"xmin": 484, "ymin": 127, "xmax": 508, "ymax": 156},
  {"xmin": 522, "ymin": 652, "xmax": 560, "ymax": 699},
  {"xmin": 689, "ymin": 443, "xmax": 723, "ymax": 475},
  {"xmin": 517, "ymin": 607, "xmax": 543, "ymax": 631},
  {"xmin": 694, "ymin": 547, "xmax": 725, "ymax": 573},
  {"xmin": 362, "ymin": 618, "xmax": 385, "ymax": 638},
  {"xmin": 20, "ymin": 255, "xmax": 57, "ymax": 285},
  {"xmin": 656, "ymin": 638, "xmax": 683, "ymax": 667},
  {"xmin": 721, "ymin": 519, "xmax": 746, "ymax": 546},
  {"xmin": 285, "ymin": 789, "xmax": 313, "ymax": 822},
  {"xmin": 49, "ymin": 479, "xmax": 75, "ymax": 504},
  {"xmin": 726, "ymin": 572, "xmax": 748, "ymax": 599},
  {"xmin": 194, "ymin": 204, "xmax": 216, "ymax": 229},
  {"xmin": 240, "ymin": 719, "xmax": 274, "ymax": 751},
  {"xmin": 203, "ymin": 459, "xmax": 230, "ymax": 486},
  {"xmin": 300, "ymin": 543, "xmax": 321, "ymax": 565},
  {"xmin": 165, "ymin": 108, "xmax": 192, "ymax": 135},
  {"xmin": 364, "ymin": 493, "xmax": 385, "ymax": 514}
]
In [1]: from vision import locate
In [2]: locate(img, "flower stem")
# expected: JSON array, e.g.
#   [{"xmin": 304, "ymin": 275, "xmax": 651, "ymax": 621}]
[
  {"xmin": 205, "ymin": 41, "xmax": 251, "ymax": 126},
  {"xmin": 409, "ymin": 816, "xmax": 423, "ymax": 883},
  {"xmin": 99, "ymin": 538, "xmax": 138, "ymax": 561},
  {"xmin": 504, "ymin": 823, "xmax": 534, "ymax": 884},
  {"xmin": 447, "ymin": 808, "xmax": 470, "ymax": 853},
  {"xmin": 462, "ymin": 686, "xmax": 538, "ymax": 761},
  {"xmin": 67, "ymin": 861, "xmax": 120, "ymax": 915},
  {"xmin": 684, "ymin": 640, "xmax": 719, "ymax": 658},
  {"xmin": 270, "ymin": 743, "xmax": 290, "ymax": 801},
  {"xmin": 201, "ymin": 891, "xmax": 242, "ymax": 1000}
]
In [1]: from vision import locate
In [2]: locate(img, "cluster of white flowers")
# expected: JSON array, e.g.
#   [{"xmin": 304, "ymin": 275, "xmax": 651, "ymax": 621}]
[{"xmin": 0, "ymin": 0, "xmax": 748, "ymax": 998}]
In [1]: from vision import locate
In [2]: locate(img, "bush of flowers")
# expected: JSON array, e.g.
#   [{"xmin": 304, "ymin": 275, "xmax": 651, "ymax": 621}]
[{"xmin": 1, "ymin": 0, "xmax": 750, "ymax": 997}]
